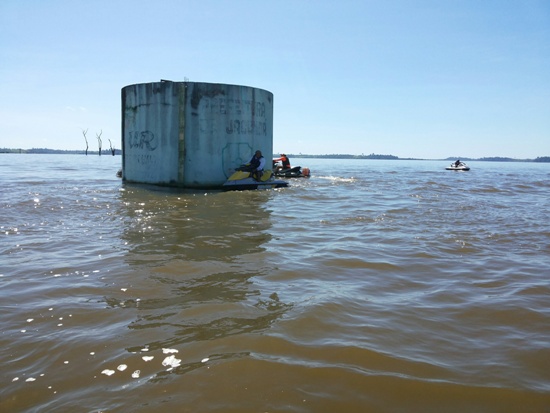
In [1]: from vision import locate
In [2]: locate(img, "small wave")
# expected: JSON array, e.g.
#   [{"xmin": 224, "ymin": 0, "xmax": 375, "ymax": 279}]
[{"xmin": 316, "ymin": 175, "xmax": 357, "ymax": 183}]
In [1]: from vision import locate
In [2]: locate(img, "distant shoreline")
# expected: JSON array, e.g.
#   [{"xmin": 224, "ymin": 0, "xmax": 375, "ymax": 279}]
[
  {"xmin": 288, "ymin": 154, "xmax": 550, "ymax": 163},
  {"xmin": 0, "ymin": 148, "xmax": 121, "ymax": 156},
  {"xmin": 1, "ymin": 148, "xmax": 548, "ymax": 162}
]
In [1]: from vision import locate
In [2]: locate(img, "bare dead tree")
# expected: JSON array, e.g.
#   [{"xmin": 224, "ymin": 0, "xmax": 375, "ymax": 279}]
[
  {"xmin": 108, "ymin": 139, "xmax": 115, "ymax": 156},
  {"xmin": 82, "ymin": 128, "xmax": 89, "ymax": 155},
  {"xmin": 96, "ymin": 130, "xmax": 102, "ymax": 156}
]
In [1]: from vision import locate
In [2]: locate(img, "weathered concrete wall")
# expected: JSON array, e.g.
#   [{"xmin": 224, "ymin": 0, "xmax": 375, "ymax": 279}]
[
  {"xmin": 121, "ymin": 82, "xmax": 181, "ymax": 185},
  {"xmin": 121, "ymin": 81, "xmax": 273, "ymax": 188}
]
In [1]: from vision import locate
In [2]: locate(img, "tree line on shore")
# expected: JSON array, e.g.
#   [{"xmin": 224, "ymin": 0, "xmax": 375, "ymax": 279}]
[
  {"xmin": 1, "ymin": 148, "xmax": 548, "ymax": 162},
  {"xmin": 287, "ymin": 154, "xmax": 550, "ymax": 162},
  {"xmin": 0, "ymin": 148, "xmax": 121, "ymax": 155}
]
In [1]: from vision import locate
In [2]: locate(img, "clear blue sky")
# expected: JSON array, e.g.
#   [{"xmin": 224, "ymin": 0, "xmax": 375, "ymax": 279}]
[{"xmin": 1, "ymin": 0, "xmax": 549, "ymax": 159}]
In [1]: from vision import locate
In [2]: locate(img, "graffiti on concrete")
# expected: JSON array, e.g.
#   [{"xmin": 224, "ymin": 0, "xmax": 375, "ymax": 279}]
[
  {"xmin": 221, "ymin": 142, "xmax": 254, "ymax": 178},
  {"xmin": 202, "ymin": 98, "xmax": 266, "ymax": 117},
  {"xmin": 133, "ymin": 153, "xmax": 154, "ymax": 165},
  {"xmin": 128, "ymin": 131, "xmax": 158, "ymax": 151},
  {"xmin": 225, "ymin": 120, "xmax": 267, "ymax": 135},
  {"xmin": 198, "ymin": 97, "xmax": 269, "ymax": 136},
  {"xmin": 126, "ymin": 131, "xmax": 159, "ymax": 170}
]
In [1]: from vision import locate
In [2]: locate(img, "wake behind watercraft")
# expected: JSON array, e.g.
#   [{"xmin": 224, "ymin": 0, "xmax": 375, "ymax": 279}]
[
  {"xmin": 222, "ymin": 168, "xmax": 288, "ymax": 191},
  {"xmin": 446, "ymin": 160, "xmax": 470, "ymax": 171}
]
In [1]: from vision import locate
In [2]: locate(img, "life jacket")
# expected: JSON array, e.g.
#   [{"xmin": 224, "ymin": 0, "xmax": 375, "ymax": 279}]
[
  {"xmin": 281, "ymin": 156, "xmax": 291, "ymax": 169},
  {"xmin": 250, "ymin": 155, "xmax": 263, "ymax": 169}
]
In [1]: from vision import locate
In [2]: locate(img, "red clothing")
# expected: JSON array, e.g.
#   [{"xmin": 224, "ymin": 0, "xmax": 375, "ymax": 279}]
[{"xmin": 273, "ymin": 155, "xmax": 291, "ymax": 169}]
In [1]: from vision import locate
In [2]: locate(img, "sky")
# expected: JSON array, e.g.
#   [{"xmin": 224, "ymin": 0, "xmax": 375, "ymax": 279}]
[{"xmin": 1, "ymin": 0, "xmax": 549, "ymax": 159}]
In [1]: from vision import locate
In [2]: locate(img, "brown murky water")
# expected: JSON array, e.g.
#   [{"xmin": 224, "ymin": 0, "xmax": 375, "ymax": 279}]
[{"xmin": 2, "ymin": 155, "xmax": 549, "ymax": 412}]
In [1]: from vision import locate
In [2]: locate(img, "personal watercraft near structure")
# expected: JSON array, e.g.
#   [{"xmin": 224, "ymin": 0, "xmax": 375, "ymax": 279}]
[
  {"xmin": 273, "ymin": 166, "xmax": 311, "ymax": 178},
  {"xmin": 222, "ymin": 169, "xmax": 288, "ymax": 191},
  {"xmin": 446, "ymin": 161, "xmax": 470, "ymax": 171},
  {"xmin": 272, "ymin": 155, "xmax": 311, "ymax": 178}
]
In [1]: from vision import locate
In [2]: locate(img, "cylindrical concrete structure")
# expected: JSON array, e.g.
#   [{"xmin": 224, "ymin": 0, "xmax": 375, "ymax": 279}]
[{"xmin": 121, "ymin": 81, "xmax": 273, "ymax": 188}]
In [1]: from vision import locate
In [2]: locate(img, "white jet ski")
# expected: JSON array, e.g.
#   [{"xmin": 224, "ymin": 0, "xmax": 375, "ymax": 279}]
[{"xmin": 446, "ymin": 161, "xmax": 470, "ymax": 171}]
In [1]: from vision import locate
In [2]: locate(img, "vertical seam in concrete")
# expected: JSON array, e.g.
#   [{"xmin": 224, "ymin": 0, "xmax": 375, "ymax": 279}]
[
  {"xmin": 178, "ymin": 83, "xmax": 186, "ymax": 184},
  {"xmin": 121, "ymin": 87, "xmax": 126, "ymax": 176}
]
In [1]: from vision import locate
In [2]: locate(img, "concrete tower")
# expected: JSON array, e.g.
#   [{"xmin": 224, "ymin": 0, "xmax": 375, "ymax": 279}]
[{"xmin": 121, "ymin": 81, "xmax": 273, "ymax": 188}]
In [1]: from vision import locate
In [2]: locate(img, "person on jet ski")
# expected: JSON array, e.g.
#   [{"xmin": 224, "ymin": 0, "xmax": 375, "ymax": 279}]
[
  {"xmin": 248, "ymin": 150, "xmax": 265, "ymax": 181},
  {"xmin": 454, "ymin": 159, "xmax": 461, "ymax": 167},
  {"xmin": 273, "ymin": 153, "xmax": 291, "ymax": 173}
]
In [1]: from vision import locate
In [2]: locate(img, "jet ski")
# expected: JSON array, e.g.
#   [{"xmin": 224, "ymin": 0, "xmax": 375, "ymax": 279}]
[
  {"xmin": 222, "ymin": 168, "xmax": 289, "ymax": 191},
  {"xmin": 446, "ymin": 161, "xmax": 470, "ymax": 171},
  {"xmin": 272, "ymin": 161, "xmax": 311, "ymax": 178}
]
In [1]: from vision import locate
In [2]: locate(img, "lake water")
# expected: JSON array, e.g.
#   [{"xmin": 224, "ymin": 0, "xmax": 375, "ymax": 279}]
[{"xmin": 1, "ymin": 154, "xmax": 549, "ymax": 412}]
